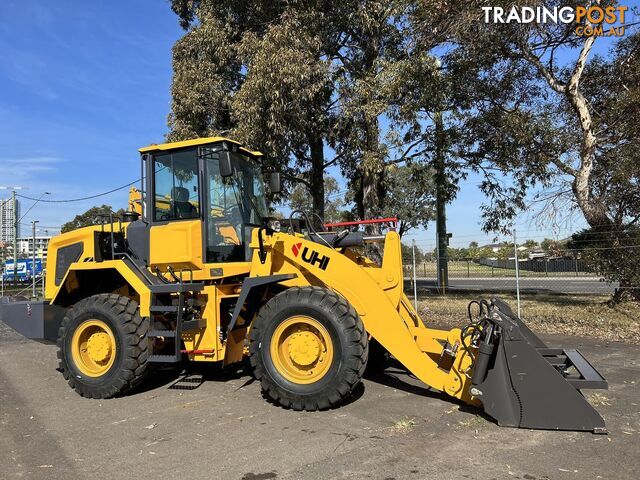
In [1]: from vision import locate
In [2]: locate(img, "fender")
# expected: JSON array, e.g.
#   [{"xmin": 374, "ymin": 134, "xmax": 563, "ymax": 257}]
[
  {"xmin": 51, "ymin": 260, "xmax": 153, "ymax": 315},
  {"xmin": 227, "ymin": 273, "xmax": 297, "ymax": 333}
]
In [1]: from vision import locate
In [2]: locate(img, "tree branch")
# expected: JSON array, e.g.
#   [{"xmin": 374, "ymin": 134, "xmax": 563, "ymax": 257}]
[
  {"xmin": 568, "ymin": 35, "xmax": 597, "ymax": 93},
  {"xmin": 281, "ymin": 173, "xmax": 312, "ymax": 189},
  {"xmin": 518, "ymin": 37, "xmax": 565, "ymax": 94}
]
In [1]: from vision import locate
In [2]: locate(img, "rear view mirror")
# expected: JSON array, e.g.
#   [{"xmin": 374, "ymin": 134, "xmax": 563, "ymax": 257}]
[
  {"xmin": 219, "ymin": 151, "xmax": 233, "ymax": 178},
  {"xmin": 269, "ymin": 172, "xmax": 281, "ymax": 194}
]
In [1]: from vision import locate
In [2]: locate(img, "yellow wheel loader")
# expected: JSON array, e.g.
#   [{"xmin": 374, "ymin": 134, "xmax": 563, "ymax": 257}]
[{"xmin": 0, "ymin": 137, "xmax": 608, "ymax": 432}]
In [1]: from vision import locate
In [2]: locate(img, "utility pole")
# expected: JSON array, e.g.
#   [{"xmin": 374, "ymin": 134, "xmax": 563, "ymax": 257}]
[
  {"xmin": 434, "ymin": 110, "xmax": 449, "ymax": 290},
  {"xmin": 32, "ymin": 220, "xmax": 38, "ymax": 298},
  {"xmin": 12, "ymin": 190, "xmax": 18, "ymax": 288},
  {"xmin": 412, "ymin": 239, "xmax": 418, "ymax": 310},
  {"xmin": 513, "ymin": 228, "xmax": 521, "ymax": 318},
  {"xmin": 0, "ymin": 197, "xmax": 4, "ymax": 283}
]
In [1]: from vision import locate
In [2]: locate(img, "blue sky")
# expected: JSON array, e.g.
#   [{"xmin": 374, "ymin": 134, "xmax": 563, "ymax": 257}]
[
  {"xmin": 0, "ymin": 1, "xmax": 179, "ymax": 238},
  {"xmin": 0, "ymin": 1, "xmax": 636, "ymax": 250}
]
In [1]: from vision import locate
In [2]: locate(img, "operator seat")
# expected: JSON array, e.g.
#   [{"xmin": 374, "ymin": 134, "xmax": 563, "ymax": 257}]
[{"xmin": 171, "ymin": 186, "xmax": 197, "ymax": 219}]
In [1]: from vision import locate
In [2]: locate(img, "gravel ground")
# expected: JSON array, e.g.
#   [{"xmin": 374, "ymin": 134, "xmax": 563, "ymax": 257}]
[{"xmin": 1, "ymin": 320, "xmax": 639, "ymax": 480}]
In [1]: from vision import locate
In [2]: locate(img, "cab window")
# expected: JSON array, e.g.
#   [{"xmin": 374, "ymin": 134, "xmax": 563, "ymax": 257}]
[
  {"xmin": 153, "ymin": 150, "xmax": 200, "ymax": 221},
  {"xmin": 205, "ymin": 157, "xmax": 245, "ymax": 262}
]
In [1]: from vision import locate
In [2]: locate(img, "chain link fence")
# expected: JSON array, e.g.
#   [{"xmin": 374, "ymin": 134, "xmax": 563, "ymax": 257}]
[
  {"xmin": 400, "ymin": 230, "xmax": 640, "ymax": 329},
  {"xmin": 402, "ymin": 256, "xmax": 616, "ymax": 296}
]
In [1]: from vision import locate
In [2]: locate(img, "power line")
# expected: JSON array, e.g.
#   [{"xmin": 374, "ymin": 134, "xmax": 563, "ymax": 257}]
[{"xmin": 16, "ymin": 179, "xmax": 139, "ymax": 203}]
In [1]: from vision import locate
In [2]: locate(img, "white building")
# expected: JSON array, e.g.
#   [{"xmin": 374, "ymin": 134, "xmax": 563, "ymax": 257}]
[
  {"xmin": 17, "ymin": 236, "xmax": 52, "ymax": 260},
  {"xmin": 0, "ymin": 197, "xmax": 20, "ymax": 243}
]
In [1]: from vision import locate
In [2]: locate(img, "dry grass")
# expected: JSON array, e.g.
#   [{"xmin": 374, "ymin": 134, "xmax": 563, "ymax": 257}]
[
  {"xmin": 390, "ymin": 418, "xmax": 416, "ymax": 433},
  {"xmin": 419, "ymin": 293, "xmax": 640, "ymax": 344},
  {"xmin": 456, "ymin": 415, "xmax": 484, "ymax": 428},
  {"xmin": 588, "ymin": 393, "xmax": 612, "ymax": 406}
]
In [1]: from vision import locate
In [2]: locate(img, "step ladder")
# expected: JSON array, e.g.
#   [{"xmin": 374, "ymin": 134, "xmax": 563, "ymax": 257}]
[
  {"xmin": 148, "ymin": 282, "xmax": 205, "ymax": 364},
  {"xmin": 169, "ymin": 372, "xmax": 205, "ymax": 390}
]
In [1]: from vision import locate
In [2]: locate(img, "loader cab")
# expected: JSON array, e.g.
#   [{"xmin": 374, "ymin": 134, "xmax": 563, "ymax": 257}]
[{"xmin": 130, "ymin": 138, "xmax": 276, "ymax": 272}]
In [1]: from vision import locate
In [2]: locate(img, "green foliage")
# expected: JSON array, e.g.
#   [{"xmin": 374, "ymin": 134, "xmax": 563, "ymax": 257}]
[
  {"xmin": 289, "ymin": 176, "xmax": 348, "ymax": 224},
  {"xmin": 401, "ymin": 242, "xmax": 425, "ymax": 264},
  {"xmin": 540, "ymin": 238, "xmax": 566, "ymax": 257},
  {"xmin": 382, "ymin": 163, "xmax": 436, "ymax": 237},
  {"xmin": 168, "ymin": 0, "xmax": 439, "ymax": 227},
  {"xmin": 61, "ymin": 205, "xmax": 125, "ymax": 233},
  {"xmin": 495, "ymin": 245, "xmax": 513, "ymax": 260},
  {"xmin": 167, "ymin": 0, "xmax": 638, "ymax": 302},
  {"xmin": 569, "ymin": 227, "xmax": 640, "ymax": 302}
]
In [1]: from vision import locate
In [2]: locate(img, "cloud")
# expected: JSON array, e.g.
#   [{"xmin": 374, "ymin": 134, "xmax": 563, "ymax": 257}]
[{"xmin": 0, "ymin": 156, "xmax": 64, "ymax": 179}]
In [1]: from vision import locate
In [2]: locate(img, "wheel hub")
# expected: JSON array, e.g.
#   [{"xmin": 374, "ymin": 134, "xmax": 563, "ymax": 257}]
[
  {"xmin": 288, "ymin": 331, "xmax": 321, "ymax": 366},
  {"xmin": 86, "ymin": 332, "xmax": 112, "ymax": 363},
  {"xmin": 270, "ymin": 315, "xmax": 334, "ymax": 384},
  {"xmin": 71, "ymin": 319, "xmax": 117, "ymax": 377}
]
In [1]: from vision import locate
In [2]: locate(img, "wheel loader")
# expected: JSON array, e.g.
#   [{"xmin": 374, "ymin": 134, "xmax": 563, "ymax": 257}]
[{"xmin": 0, "ymin": 137, "xmax": 608, "ymax": 432}]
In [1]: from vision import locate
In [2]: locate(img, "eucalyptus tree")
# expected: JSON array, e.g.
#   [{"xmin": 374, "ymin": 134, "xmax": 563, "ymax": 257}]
[
  {"xmin": 429, "ymin": 2, "xmax": 639, "ymax": 300},
  {"xmin": 168, "ymin": 0, "xmax": 437, "ymax": 227}
]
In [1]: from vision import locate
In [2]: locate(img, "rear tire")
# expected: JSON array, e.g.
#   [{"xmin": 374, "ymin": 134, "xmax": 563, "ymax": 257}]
[
  {"xmin": 249, "ymin": 287, "xmax": 368, "ymax": 410},
  {"xmin": 57, "ymin": 293, "xmax": 150, "ymax": 398}
]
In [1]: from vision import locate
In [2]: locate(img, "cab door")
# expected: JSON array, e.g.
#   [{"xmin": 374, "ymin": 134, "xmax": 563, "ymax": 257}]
[{"xmin": 148, "ymin": 148, "xmax": 204, "ymax": 271}]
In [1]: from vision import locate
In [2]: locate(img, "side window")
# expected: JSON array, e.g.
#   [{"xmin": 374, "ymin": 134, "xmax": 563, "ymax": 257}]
[{"xmin": 153, "ymin": 151, "xmax": 200, "ymax": 221}]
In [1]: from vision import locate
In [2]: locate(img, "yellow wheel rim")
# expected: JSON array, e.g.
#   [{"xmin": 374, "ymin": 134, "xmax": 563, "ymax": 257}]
[
  {"xmin": 71, "ymin": 319, "xmax": 117, "ymax": 378},
  {"xmin": 270, "ymin": 316, "xmax": 334, "ymax": 384}
]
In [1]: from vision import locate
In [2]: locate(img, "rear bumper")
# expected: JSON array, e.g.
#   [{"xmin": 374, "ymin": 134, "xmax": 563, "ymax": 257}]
[{"xmin": 0, "ymin": 297, "xmax": 66, "ymax": 344}]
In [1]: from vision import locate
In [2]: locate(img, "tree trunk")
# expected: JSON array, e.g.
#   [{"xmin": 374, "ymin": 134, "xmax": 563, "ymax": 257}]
[
  {"xmin": 566, "ymin": 87, "xmax": 639, "ymax": 302},
  {"xmin": 361, "ymin": 116, "xmax": 384, "ymax": 227},
  {"xmin": 361, "ymin": 117, "xmax": 385, "ymax": 263},
  {"xmin": 309, "ymin": 134, "xmax": 325, "ymax": 223},
  {"xmin": 568, "ymin": 89, "xmax": 611, "ymax": 229}
]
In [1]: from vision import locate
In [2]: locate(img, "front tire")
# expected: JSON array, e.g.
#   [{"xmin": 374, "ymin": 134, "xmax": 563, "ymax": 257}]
[
  {"xmin": 57, "ymin": 294, "xmax": 150, "ymax": 399},
  {"xmin": 249, "ymin": 287, "xmax": 368, "ymax": 410}
]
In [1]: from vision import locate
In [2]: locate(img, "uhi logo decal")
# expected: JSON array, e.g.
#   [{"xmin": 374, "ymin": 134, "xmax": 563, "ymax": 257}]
[{"xmin": 291, "ymin": 242, "xmax": 331, "ymax": 271}]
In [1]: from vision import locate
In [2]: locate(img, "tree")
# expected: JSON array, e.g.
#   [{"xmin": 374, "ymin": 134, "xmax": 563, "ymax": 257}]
[
  {"xmin": 476, "ymin": 246, "xmax": 495, "ymax": 260},
  {"xmin": 540, "ymin": 238, "xmax": 565, "ymax": 257},
  {"xmin": 168, "ymin": 1, "xmax": 431, "ymax": 227},
  {"xmin": 168, "ymin": 2, "xmax": 336, "ymax": 219},
  {"xmin": 569, "ymin": 226, "xmax": 640, "ymax": 303},
  {"xmin": 431, "ymin": 3, "xmax": 639, "ymax": 301},
  {"xmin": 401, "ymin": 242, "xmax": 424, "ymax": 264},
  {"xmin": 288, "ymin": 176, "xmax": 348, "ymax": 224},
  {"xmin": 0, "ymin": 242, "xmax": 8, "ymax": 266},
  {"xmin": 496, "ymin": 245, "xmax": 513, "ymax": 260},
  {"xmin": 382, "ymin": 163, "xmax": 436, "ymax": 238},
  {"xmin": 61, "ymin": 205, "xmax": 125, "ymax": 233}
]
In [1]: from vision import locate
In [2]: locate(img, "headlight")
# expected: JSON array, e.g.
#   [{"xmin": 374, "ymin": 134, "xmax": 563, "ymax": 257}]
[{"xmin": 267, "ymin": 219, "xmax": 281, "ymax": 232}]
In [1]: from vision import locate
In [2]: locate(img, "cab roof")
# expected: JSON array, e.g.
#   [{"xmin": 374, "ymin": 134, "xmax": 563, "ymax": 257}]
[{"xmin": 138, "ymin": 136, "xmax": 262, "ymax": 157}]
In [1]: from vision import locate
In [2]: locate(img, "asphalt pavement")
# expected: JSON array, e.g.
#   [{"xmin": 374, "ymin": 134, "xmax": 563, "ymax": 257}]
[{"xmin": 1, "ymin": 320, "xmax": 638, "ymax": 480}]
